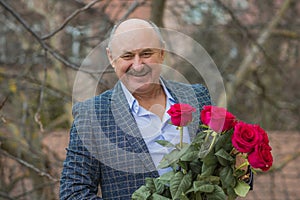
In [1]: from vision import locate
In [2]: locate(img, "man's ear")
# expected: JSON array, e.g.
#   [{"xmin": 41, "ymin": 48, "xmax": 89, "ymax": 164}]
[{"xmin": 106, "ymin": 47, "xmax": 114, "ymax": 67}]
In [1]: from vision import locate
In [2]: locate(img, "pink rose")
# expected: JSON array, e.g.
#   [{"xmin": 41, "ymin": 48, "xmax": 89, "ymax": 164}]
[
  {"xmin": 167, "ymin": 103, "xmax": 196, "ymax": 127},
  {"xmin": 248, "ymin": 143, "xmax": 273, "ymax": 171},
  {"xmin": 200, "ymin": 105, "xmax": 237, "ymax": 133},
  {"xmin": 232, "ymin": 122, "xmax": 260, "ymax": 153}
]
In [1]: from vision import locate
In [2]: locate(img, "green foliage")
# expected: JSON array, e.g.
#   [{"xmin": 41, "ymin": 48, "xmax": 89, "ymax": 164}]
[{"xmin": 132, "ymin": 129, "xmax": 251, "ymax": 199}]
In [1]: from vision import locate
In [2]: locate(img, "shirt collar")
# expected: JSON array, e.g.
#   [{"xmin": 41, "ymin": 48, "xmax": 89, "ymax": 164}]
[{"xmin": 120, "ymin": 79, "xmax": 176, "ymax": 113}]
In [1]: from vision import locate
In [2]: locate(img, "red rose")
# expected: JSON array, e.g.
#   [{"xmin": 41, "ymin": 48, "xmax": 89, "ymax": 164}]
[
  {"xmin": 167, "ymin": 103, "xmax": 196, "ymax": 127},
  {"xmin": 248, "ymin": 143, "xmax": 273, "ymax": 171},
  {"xmin": 200, "ymin": 105, "xmax": 237, "ymax": 133},
  {"xmin": 232, "ymin": 122, "xmax": 270, "ymax": 153},
  {"xmin": 253, "ymin": 124, "xmax": 270, "ymax": 144},
  {"xmin": 232, "ymin": 122, "xmax": 260, "ymax": 153}
]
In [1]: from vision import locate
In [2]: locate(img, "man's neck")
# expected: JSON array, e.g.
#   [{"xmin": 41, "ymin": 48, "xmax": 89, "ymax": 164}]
[
  {"xmin": 132, "ymin": 83, "xmax": 164, "ymax": 101},
  {"xmin": 133, "ymin": 83, "xmax": 166, "ymax": 120}
]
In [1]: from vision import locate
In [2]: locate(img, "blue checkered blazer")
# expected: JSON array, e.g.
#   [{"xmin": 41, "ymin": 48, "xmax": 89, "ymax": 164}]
[{"xmin": 60, "ymin": 79, "xmax": 212, "ymax": 200}]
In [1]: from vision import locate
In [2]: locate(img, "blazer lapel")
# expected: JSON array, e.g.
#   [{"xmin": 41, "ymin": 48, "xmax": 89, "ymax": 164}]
[
  {"xmin": 110, "ymin": 82, "xmax": 157, "ymax": 174},
  {"xmin": 163, "ymin": 79, "xmax": 200, "ymax": 140}
]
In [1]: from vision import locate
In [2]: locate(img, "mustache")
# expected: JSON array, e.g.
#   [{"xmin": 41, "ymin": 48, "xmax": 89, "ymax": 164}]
[{"xmin": 126, "ymin": 65, "xmax": 151, "ymax": 76}]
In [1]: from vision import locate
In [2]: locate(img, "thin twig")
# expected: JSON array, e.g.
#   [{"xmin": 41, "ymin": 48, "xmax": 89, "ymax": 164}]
[
  {"xmin": 0, "ymin": 71, "xmax": 72, "ymax": 102},
  {"xmin": 42, "ymin": 0, "xmax": 101, "ymax": 40},
  {"xmin": 217, "ymin": 0, "xmax": 293, "ymax": 106},
  {"xmin": 0, "ymin": 192, "xmax": 14, "ymax": 200},
  {"xmin": 119, "ymin": 0, "xmax": 146, "ymax": 22},
  {"xmin": 0, "ymin": 149, "xmax": 59, "ymax": 182},
  {"xmin": 0, "ymin": 95, "xmax": 9, "ymax": 111},
  {"xmin": 13, "ymin": 181, "xmax": 58, "ymax": 200},
  {"xmin": 0, "ymin": 0, "xmax": 108, "ymax": 74},
  {"xmin": 214, "ymin": 0, "xmax": 285, "ymax": 73},
  {"xmin": 34, "ymin": 50, "xmax": 48, "ymax": 133}
]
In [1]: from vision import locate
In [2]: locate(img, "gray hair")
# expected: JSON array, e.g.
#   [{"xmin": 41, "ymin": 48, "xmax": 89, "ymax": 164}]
[{"xmin": 107, "ymin": 19, "xmax": 165, "ymax": 51}]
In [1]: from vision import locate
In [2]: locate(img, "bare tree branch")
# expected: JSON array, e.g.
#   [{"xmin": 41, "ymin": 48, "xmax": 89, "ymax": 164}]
[
  {"xmin": 217, "ymin": 0, "xmax": 293, "ymax": 106},
  {"xmin": 119, "ymin": 0, "xmax": 146, "ymax": 22},
  {"xmin": 214, "ymin": 0, "xmax": 286, "ymax": 75},
  {"xmin": 13, "ymin": 181, "xmax": 57, "ymax": 200},
  {"xmin": 0, "ymin": 192, "xmax": 14, "ymax": 200},
  {"xmin": 0, "ymin": 71, "xmax": 72, "ymax": 102},
  {"xmin": 0, "ymin": 0, "xmax": 111, "ymax": 74},
  {"xmin": 34, "ymin": 50, "xmax": 47, "ymax": 133},
  {"xmin": 0, "ymin": 149, "xmax": 59, "ymax": 182},
  {"xmin": 271, "ymin": 29, "xmax": 300, "ymax": 39},
  {"xmin": 0, "ymin": 95, "xmax": 9, "ymax": 111},
  {"xmin": 150, "ymin": 0, "xmax": 166, "ymax": 27},
  {"xmin": 42, "ymin": 0, "xmax": 101, "ymax": 40},
  {"xmin": 244, "ymin": 80, "xmax": 297, "ymax": 110}
]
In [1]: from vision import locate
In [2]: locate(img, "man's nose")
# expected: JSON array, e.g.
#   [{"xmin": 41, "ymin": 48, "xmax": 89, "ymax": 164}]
[{"xmin": 132, "ymin": 54, "xmax": 143, "ymax": 69}]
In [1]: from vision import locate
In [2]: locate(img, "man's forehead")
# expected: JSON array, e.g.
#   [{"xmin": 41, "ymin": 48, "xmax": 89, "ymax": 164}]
[{"xmin": 110, "ymin": 27, "xmax": 162, "ymax": 57}]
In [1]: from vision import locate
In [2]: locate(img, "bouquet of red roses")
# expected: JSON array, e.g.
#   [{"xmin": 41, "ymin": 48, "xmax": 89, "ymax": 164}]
[{"xmin": 132, "ymin": 104, "xmax": 273, "ymax": 200}]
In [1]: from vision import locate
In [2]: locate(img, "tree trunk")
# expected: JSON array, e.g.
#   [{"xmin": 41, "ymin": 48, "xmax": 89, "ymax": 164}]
[{"xmin": 150, "ymin": 0, "xmax": 166, "ymax": 27}]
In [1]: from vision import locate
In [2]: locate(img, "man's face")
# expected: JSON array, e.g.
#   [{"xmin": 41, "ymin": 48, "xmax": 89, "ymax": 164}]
[{"xmin": 108, "ymin": 25, "xmax": 164, "ymax": 93}]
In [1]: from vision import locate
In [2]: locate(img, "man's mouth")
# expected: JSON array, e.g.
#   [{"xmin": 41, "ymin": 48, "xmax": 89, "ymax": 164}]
[{"xmin": 126, "ymin": 67, "xmax": 151, "ymax": 77}]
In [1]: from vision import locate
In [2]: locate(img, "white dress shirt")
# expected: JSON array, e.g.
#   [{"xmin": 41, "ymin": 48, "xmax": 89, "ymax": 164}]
[{"xmin": 121, "ymin": 80, "xmax": 191, "ymax": 175}]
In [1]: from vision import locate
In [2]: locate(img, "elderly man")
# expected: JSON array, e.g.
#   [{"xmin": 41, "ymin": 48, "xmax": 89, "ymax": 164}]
[{"xmin": 60, "ymin": 18, "xmax": 212, "ymax": 199}]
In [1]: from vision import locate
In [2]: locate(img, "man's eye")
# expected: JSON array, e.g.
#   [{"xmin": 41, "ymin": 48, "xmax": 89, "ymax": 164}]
[
  {"xmin": 140, "ymin": 51, "xmax": 154, "ymax": 58},
  {"xmin": 121, "ymin": 54, "xmax": 134, "ymax": 60}
]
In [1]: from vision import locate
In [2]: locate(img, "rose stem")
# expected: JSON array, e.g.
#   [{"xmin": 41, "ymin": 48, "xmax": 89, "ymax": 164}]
[{"xmin": 179, "ymin": 126, "xmax": 183, "ymax": 149}]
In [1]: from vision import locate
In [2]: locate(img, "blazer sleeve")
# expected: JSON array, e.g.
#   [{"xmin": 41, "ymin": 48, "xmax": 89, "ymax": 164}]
[{"xmin": 60, "ymin": 102, "xmax": 103, "ymax": 200}]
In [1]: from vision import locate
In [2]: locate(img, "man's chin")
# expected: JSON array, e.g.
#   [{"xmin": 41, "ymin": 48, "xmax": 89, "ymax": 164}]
[{"xmin": 125, "ymin": 80, "xmax": 156, "ymax": 93}]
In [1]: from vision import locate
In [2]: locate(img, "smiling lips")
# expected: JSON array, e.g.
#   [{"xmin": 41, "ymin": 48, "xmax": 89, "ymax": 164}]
[{"xmin": 126, "ymin": 65, "xmax": 151, "ymax": 77}]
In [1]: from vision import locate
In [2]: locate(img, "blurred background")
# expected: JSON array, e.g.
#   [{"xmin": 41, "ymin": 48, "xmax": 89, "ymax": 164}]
[{"xmin": 0, "ymin": 0, "xmax": 299, "ymax": 199}]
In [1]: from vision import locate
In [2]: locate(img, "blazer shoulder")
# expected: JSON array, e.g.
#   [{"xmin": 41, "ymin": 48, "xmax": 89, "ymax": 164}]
[
  {"xmin": 192, "ymin": 83, "xmax": 212, "ymax": 106},
  {"xmin": 164, "ymin": 80, "xmax": 212, "ymax": 107},
  {"xmin": 72, "ymin": 89, "xmax": 113, "ymax": 116}
]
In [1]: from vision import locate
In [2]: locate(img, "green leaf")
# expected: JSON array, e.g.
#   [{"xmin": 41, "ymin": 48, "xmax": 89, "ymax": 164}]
[
  {"xmin": 199, "ymin": 132, "xmax": 217, "ymax": 159},
  {"xmin": 158, "ymin": 149, "xmax": 180, "ymax": 169},
  {"xmin": 202, "ymin": 149, "xmax": 218, "ymax": 165},
  {"xmin": 219, "ymin": 166, "xmax": 236, "ymax": 188},
  {"xmin": 170, "ymin": 171, "xmax": 192, "ymax": 200},
  {"xmin": 151, "ymin": 193, "xmax": 171, "ymax": 200},
  {"xmin": 206, "ymin": 185, "xmax": 226, "ymax": 200},
  {"xmin": 158, "ymin": 170, "xmax": 174, "ymax": 185},
  {"xmin": 158, "ymin": 145, "xmax": 190, "ymax": 169},
  {"xmin": 195, "ymin": 192, "xmax": 204, "ymax": 200},
  {"xmin": 131, "ymin": 185, "xmax": 151, "ymax": 200},
  {"xmin": 234, "ymin": 180, "xmax": 250, "ymax": 197},
  {"xmin": 178, "ymin": 161, "xmax": 189, "ymax": 171},
  {"xmin": 180, "ymin": 149, "xmax": 199, "ymax": 162},
  {"xmin": 156, "ymin": 140, "xmax": 175, "ymax": 148},
  {"xmin": 214, "ymin": 129, "xmax": 233, "ymax": 152},
  {"xmin": 190, "ymin": 159, "xmax": 203, "ymax": 174},
  {"xmin": 145, "ymin": 178, "xmax": 156, "ymax": 193},
  {"xmin": 197, "ymin": 175, "xmax": 220, "ymax": 185},
  {"xmin": 215, "ymin": 148, "xmax": 234, "ymax": 163},
  {"xmin": 179, "ymin": 194, "xmax": 190, "ymax": 200},
  {"xmin": 227, "ymin": 187, "xmax": 238, "ymax": 200},
  {"xmin": 154, "ymin": 178, "xmax": 165, "ymax": 194},
  {"xmin": 200, "ymin": 162, "xmax": 217, "ymax": 177},
  {"xmin": 192, "ymin": 131, "xmax": 206, "ymax": 144},
  {"xmin": 193, "ymin": 182, "xmax": 214, "ymax": 193}
]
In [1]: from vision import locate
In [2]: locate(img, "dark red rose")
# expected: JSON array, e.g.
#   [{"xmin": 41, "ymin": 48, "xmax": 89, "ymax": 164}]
[
  {"xmin": 253, "ymin": 124, "xmax": 270, "ymax": 144},
  {"xmin": 167, "ymin": 103, "xmax": 196, "ymax": 127},
  {"xmin": 248, "ymin": 143, "xmax": 273, "ymax": 171},
  {"xmin": 232, "ymin": 122, "xmax": 261, "ymax": 153},
  {"xmin": 200, "ymin": 105, "xmax": 237, "ymax": 133}
]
